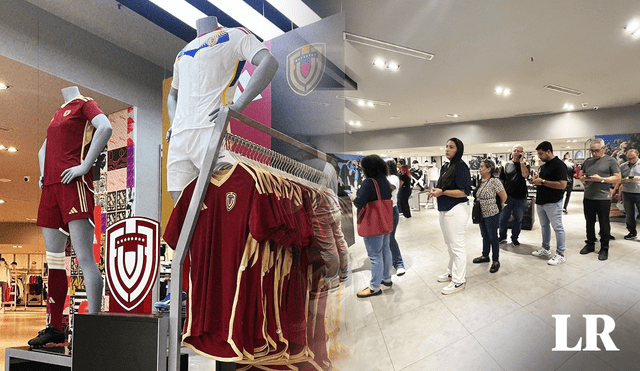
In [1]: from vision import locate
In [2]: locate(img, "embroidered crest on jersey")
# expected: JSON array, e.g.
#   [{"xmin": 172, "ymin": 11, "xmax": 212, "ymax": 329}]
[
  {"xmin": 287, "ymin": 43, "xmax": 326, "ymax": 96},
  {"xmin": 178, "ymin": 30, "xmax": 230, "ymax": 60},
  {"xmin": 63, "ymin": 109, "xmax": 72, "ymax": 117},
  {"xmin": 226, "ymin": 192, "xmax": 237, "ymax": 211}
]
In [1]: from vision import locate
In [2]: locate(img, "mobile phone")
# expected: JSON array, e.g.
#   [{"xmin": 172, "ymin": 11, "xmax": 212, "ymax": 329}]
[
  {"xmin": 629, "ymin": 176, "xmax": 634, "ymax": 179},
  {"xmin": 345, "ymin": 190, "xmax": 352, "ymax": 194}
]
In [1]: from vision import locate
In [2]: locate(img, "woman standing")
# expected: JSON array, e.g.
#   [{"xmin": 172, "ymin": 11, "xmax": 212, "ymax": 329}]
[
  {"xmin": 472, "ymin": 159, "xmax": 507, "ymax": 273},
  {"xmin": 351, "ymin": 155, "xmax": 393, "ymax": 298},
  {"xmin": 386, "ymin": 158, "xmax": 406, "ymax": 276},
  {"xmin": 398, "ymin": 165, "xmax": 412, "ymax": 218},
  {"xmin": 429, "ymin": 138, "xmax": 472, "ymax": 295}
]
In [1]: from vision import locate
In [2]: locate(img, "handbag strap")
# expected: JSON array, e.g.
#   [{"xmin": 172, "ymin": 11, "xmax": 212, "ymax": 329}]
[{"xmin": 371, "ymin": 178, "xmax": 382, "ymax": 201}]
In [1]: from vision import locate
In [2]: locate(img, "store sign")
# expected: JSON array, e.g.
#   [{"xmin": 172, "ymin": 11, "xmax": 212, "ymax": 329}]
[
  {"xmin": 286, "ymin": 43, "xmax": 326, "ymax": 96},
  {"xmin": 105, "ymin": 217, "xmax": 159, "ymax": 312}
]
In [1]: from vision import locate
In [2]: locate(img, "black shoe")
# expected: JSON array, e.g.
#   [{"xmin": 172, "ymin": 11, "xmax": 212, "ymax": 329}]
[
  {"xmin": 490, "ymin": 261, "xmax": 500, "ymax": 273},
  {"xmin": 512, "ymin": 239, "xmax": 520, "ymax": 246},
  {"xmin": 624, "ymin": 233, "xmax": 637, "ymax": 240},
  {"xmin": 498, "ymin": 237, "xmax": 507, "ymax": 244},
  {"xmin": 473, "ymin": 256, "xmax": 490, "ymax": 264},
  {"xmin": 610, "ymin": 235, "xmax": 616, "ymax": 240},
  {"xmin": 580, "ymin": 244, "xmax": 595, "ymax": 255},
  {"xmin": 28, "ymin": 325, "xmax": 67, "ymax": 348},
  {"xmin": 598, "ymin": 248, "xmax": 609, "ymax": 261},
  {"xmin": 381, "ymin": 280, "xmax": 393, "ymax": 287}
]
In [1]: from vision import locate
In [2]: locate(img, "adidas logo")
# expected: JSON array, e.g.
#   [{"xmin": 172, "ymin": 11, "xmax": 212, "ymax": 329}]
[
  {"xmin": 68, "ymin": 207, "xmax": 78, "ymax": 215},
  {"xmin": 201, "ymin": 204, "xmax": 208, "ymax": 211},
  {"xmin": 48, "ymin": 298, "xmax": 55, "ymax": 304}
]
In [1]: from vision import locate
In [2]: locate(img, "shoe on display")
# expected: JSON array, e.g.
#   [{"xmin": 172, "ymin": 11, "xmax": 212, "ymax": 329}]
[
  {"xmin": 437, "ymin": 273, "xmax": 452, "ymax": 283},
  {"xmin": 598, "ymin": 249, "xmax": 609, "ymax": 261},
  {"xmin": 154, "ymin": 291, "xmax": 187, "ymax": 310},
  {"xmin": 548, "ymin": 254, "xmax": 566, "ymax": 266},
  {"xmin": 356, "ymin": 287, "xmax": 382, "ymax": 298},
  {"xmin": 624, "ymin": 233, "xmax": 638, "ymax": 240},
  {"xmin": 532, "ymin": 248, "xmax": 552, "ymax": 257},
  {"xmin": 472, "ymin": 256, "xmax": 490, "ymax": 264},
  {"xmin": 396, "ymin": 267, "xmax": 406, "ymax": 276},
  {"xmin": 441, "ymin": 282, "xmax": 465, "ymax": 295},
  {"xmin": 28, "ymin": 325, "xmax": 67, "ymax": 348},
  {"xmin": 490, "ymin": 261, "xmax": 500, "ymax": 273},
  {"xmin": 512, "ymin": 239, "xmax": 520, "ymax": 246},
  {"xmin": 381, "ymin": 280, "xmax": 393, "ymax": 287},
  {"xmin": 580, "ymin": 244, "xmax": 595, "ymax": 255}
]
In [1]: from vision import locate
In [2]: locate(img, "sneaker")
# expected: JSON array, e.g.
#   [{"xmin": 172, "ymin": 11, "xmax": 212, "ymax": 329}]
[
  {"xmin": 441, "ymin": 282, "xmax": 465, "ymax": 295},
  {"xmin": 512, "ymin": 239, "xmax": 520, "ymax": 246},
  {"xmin": 563, "ymin": 209, "xmax": 568, "ymax": 214},
  {"xmin": 532, "ymin": 248, "xmax": 552, "ymax": 257},
  {"xmin": 624, "ymin": 233, "xmax": 638, "ymax": 240},
  {"xmin": 396, "ymin": 267, "xmax": 406, "ymax": 276},
  {"xmin": 437, "ymin": 273, "xmax": 452, "ymax": 282},
  {"xmin": 28, "ymin": 325, "xmax": 67, "ymax": 348},
  {"xmin": 154, "ymin": 291, "xmax": 187, "ymax": 310},
  {"xmin": 472, "ymin": 256, "xmax": 490, "ymax": 264},
  {"xmin": 548, "ymin": 254, "xmax": 566, "ymax": 266},
  {"xmin": 499, "ymin": 237, "xmax": 508, "ymax": 244},
  {"xmin": 580, "ymin": 244, "xmax": 595, "ymax": 255},
  {"xmin": 381, "ymin": 280, "xmax": 393, "ymax": 287},
  {"xmin": 490, "ymin": 261, "xmax": 500, "ymax": 273},
  {"xmin": 356, "ymin": 287, "xmax": 382, "ymax": 298}
]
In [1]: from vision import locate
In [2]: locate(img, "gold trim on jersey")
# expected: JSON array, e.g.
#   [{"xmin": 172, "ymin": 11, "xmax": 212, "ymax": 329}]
[
  {"xmin": 76, "ymin": 180, "xmax": 88, "ymax": 213},
  {"xmin": 221, "ymin": 60, "xmax": 241, "ymax": 107}
]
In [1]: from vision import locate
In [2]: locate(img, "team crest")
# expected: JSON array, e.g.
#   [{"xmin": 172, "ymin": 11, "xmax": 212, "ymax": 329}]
[
  {"xmin": 286, "ymin": 43, "xmax": 326, "ymax": 96},
  {"xmin": 63, "ymin": 110, "xmax": 71, "ymax": 117},
  {"xmin": 226, "ymin": 192, "xmax": 237, "ymax": 211},
  {"xmin": 105, "ymin": 217, "xmax": 159, "ymax": 311},
  {"xmin": 207, "ymin": 30, "xmax": 229, "ymax": 47}
]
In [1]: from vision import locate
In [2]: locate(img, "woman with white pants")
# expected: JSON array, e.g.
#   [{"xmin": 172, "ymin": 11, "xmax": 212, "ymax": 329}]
[{"xmin": 429, "ymin": 138, "xmax": 472, "ymax": 295}]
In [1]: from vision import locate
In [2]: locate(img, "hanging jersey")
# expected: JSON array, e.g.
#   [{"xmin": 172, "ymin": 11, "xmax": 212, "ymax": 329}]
[
  {"xmin": 43, "ymin": 97, "xmax": 103, "ymax": 187},
  {"xmin": 171, "ymin": 27, "xmax": 267, "ymax": 136}
]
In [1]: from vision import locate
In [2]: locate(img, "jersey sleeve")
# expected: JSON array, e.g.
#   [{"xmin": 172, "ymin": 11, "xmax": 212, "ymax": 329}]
[
  {"xmin": 236, "ymin": 29, "xmax": 268, "ymax": 64},
  {"xmin": 81, "ymin": 99, "xmax": 104, "ymax": 121},
  {"xmin": 171, "ymin": 56, "xmax": 180, "ymax": 90},
  {"xmin": 248, "ymin": 191, "xmax": 286, "ymax": 243}
]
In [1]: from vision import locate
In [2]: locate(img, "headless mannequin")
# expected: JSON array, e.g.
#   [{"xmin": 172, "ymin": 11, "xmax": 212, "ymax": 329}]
[
  {"xmin": 166, "ymin": 16, "xmax": 279, "ymax": 203},
  {"xmin": 38, "ymin": 86, "xmax": 112, "ymax": 320}
]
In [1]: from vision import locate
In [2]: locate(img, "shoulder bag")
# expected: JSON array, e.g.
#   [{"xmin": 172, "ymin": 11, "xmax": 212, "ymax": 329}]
[{"xmin": 357, "ymin": 179, "xmax": 394, "ymax": 237}]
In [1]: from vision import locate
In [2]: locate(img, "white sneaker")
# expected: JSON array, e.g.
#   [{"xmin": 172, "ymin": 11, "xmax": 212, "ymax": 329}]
[
  {"xmin": 396, "ymin": 267, "xmax": 406, "ymax": 276},
  {"xmin": 532, "ymin": 248, "xmax": 552, "ymax": 257},
  {"xmin": 548, "ymin": 254, "xmax": 566, "ymax": 266},
  {"xmin": 441, "ymin": 282, "xmax": 465, "ymax": 295},
  {"xmin": 437, "ymin": 273, "xmax": 452, "ymax": 282}
]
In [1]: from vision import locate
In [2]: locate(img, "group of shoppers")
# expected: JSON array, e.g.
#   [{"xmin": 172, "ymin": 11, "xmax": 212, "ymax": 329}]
[{"xmin": 353, "ymin": 137, "xmax": 638, "ymax": 297}]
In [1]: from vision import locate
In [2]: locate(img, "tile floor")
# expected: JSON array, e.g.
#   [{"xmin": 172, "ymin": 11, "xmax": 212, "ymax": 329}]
[{"xmin": 2, "ymin": 191, "xmax": 639, "ymax": 371}]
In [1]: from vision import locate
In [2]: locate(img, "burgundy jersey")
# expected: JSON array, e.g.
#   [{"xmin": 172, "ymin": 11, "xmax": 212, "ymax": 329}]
[{"xmin": 44, "ymin": 97, "xmax": 103, "ymax": 187}]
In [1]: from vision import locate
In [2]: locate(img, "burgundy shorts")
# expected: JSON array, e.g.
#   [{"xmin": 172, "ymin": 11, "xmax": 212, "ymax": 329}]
[{"xmin": 37, "ymin": 180, "xmax": 94, "ymax": 230}]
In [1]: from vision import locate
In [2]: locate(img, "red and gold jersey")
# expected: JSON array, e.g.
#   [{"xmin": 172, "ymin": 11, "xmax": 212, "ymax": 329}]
[{"xmin": 43, "ymin": 97, "xmax": 103, "ymax": 186}]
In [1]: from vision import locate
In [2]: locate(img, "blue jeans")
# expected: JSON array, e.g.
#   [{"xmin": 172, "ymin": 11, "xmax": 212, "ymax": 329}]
[
  {"xmin": 389, "ymin": 206, "xmax": 404, "ymax": 268},
  {"xmin": 363, "ymin": 233, "xmax": 392, "ymax": 291},
  {"xmin": 499, "ymin": 196, "xmax": 527, "ymax": 241},
  {"xmin": 479, "ymin": 214, "xmax": 500, "ymax": 261},
  {"xmin": 623, "ymin": 192, "xmax": 640, "ymax": 235},
  {"xmin": 536, "ymin": 199, "xmax": 565, "ymax": 255}
]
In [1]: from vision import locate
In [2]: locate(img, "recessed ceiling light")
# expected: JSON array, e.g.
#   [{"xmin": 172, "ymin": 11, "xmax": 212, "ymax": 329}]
[
  {"xmin": 495, "ymin": 87, "xmax": 503, "ymax": 94},
  {"xmin": 349, "ymin": 121, "xmax": 355, "ymax": 126},
  {"xmin": 446, "ymin": 114, "xmax": 459, "ymax": 118},
  {"xmin": 387, "ymin": 62, "xmax": 400, "ymax": 70},
  {"xmin": 0, "ymin": 83, "xmax": 8, "ymax": 90},
  {"xmin": 338, "ymin": 95, "xmax": 392, "ymax": 107},
  {"xmin": 566, "ymin": 140, "xmax": 571, "ymax": 142},
  {"xmin": 366, "ymin": 101, "xmax": 374, "ymax": 107},
  {"xmin": 572, "ymin": 140, "xmax": 577, "ymax": 142},
  {"xmin": 0, "ymin": 200, "xmax": 5, "ymax": 204},
  {"xmin": 0, "ymin": 145, "xmax": 5, "ymax": 150},
  {"xmin": 503, "ymin": 89, "xmax": 511, "ymax": 96},
  {"xmin": 355, "ymin": 121, "xmax": 362, "ymax": 126},
  {"xmin": 625, "ymin": 20, "xmax": 640, "ymax": 38},
  {"xmin": 358, "ymin": 100, "xmax": 365, "ymax": 106},
  {"xmin": 373, "ymin": 58, "xmax": 385, "ymax": 67},
  {"xmin": 0, "ymin": 179, "xmax": 10, "ymax": 182},
  {"xmin": 390, "ymin": 116, "xmax": 400, "ymax": 119},
  {"xmin": 7, "ymin": 147, "xmax": 17, "ymax": 152},
  {"xmin": 563, "ymin": 104, "xmax": 574, "ymax": 110}
]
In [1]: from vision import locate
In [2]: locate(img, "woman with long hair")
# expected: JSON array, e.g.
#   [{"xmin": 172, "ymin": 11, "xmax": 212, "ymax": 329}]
[
  {"xmin": 429, "ymin": 138, "xmax": 472, "ymax": 295},
  {"xmin": 398, "ymin": 165, "xmax": 412, "ymax": 218},
  {"xmin": 351, "ymin": 155, "xmax": 393, "ymax": 297},
  {"xmin": 385, "ymin": 158, "xmax": 406, "ymax": 275}
]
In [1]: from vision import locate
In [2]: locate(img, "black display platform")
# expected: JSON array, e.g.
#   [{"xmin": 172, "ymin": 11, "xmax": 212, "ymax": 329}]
[{"xmin": 5, "ymin": 346, "xmax": 71, "ymax": 371}]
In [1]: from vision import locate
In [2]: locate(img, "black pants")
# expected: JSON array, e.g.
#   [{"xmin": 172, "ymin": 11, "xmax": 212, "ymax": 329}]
[
  {"xmin": 583, "ymin": 199, "xmax": 611, "ymax": 247},
  {"xmin": 398, "ymin": 188, "xmax": 412, "ymax": 218},
  {"xmin": 563, "ymin": 183, "xmax": 573, "ymax": 210}
]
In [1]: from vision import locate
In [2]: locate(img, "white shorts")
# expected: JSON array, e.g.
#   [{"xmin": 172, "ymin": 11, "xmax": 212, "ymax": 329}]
[{"xmin": 166, "ymin": 128, "xmax": 214, "ymax": 192}]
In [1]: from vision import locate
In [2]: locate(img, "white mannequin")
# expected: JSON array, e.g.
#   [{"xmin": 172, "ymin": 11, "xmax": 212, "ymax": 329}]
[
  {"xmin": 166, "ymin": 16, "xmax": 279, "ymax": 203},
  {"xmin": 37, "ymin": 86, "xmax": 112, "ymax": 315}
]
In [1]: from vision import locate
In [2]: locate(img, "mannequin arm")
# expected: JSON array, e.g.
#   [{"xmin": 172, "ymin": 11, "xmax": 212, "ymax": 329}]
[
  {"xmin": 38, "ymin": 140, "xmax": 47, "ymax": 189},
  {"xmin": 166, "ymin": 87, "xmax": 178, "ymax": 143},
  {"xmin": 60, "ymin": 114, "xmax": 112, "ymax": 184}
]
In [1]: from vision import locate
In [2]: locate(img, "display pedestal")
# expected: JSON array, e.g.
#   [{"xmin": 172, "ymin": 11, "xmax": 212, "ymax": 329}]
[{"xmin": 5, "ymin": 346, "xmax": 71, "ymax": 371}]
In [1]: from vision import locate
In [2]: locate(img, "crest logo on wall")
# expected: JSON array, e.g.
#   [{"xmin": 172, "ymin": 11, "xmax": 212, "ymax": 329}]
[
  {"xmin": 286, "ymin": 43, "xmax": 326, "ymax": 96},
  {"xmin": 105, "ymin": 217, "xmax": 159, "ymax": 311}
]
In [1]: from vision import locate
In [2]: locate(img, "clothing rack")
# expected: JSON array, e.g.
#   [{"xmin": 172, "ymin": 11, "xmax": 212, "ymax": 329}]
[{"xmin": 167, "ymin": 109, "xmax": 329, "ymax": 371}]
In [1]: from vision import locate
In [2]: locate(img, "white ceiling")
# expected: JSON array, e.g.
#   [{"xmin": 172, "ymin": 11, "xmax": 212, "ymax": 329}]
[{"xmin": 2, "ymin": 0, "xmax": 640, "ymax": 225}]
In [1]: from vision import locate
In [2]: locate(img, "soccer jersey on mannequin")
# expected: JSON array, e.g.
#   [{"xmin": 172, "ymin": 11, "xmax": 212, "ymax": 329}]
[
  {"xmin": 29, "ymin": 86, "xmax": 112, "ymax": 348},
  {"xmin": 166, "ymin": 16, "xmax": 279, "ymax": 203}
]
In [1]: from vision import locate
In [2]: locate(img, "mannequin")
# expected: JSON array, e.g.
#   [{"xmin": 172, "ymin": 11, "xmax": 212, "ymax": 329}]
[
  {"xmin": 166, "ymin": 16, "xmax": 279, "ymax": 203},
  {"xmin": 29, "ymin": 86, "xmax": 112, "ymax": 348}
]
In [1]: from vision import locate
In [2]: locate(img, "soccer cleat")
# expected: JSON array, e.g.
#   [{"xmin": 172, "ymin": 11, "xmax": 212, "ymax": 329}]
[
  {"xmin": 532, "ymin": 248, "xmax": 552, "ymax": 257},
  {"xmin": 548, "ymin": 254, "xmax": 566, "ymax": 266},
  {"xmin": 437, "ymin": 273, "xmax": 452, "ymax": 283},
  {"xmin": 441, "ymin": 282, "xmax": 465, "ymax": 295},
  {"xmin": 154, "ymin": 291, "xmax": 187, "ymax": 310},
  {"xmin": 28, "ymin": 325, "xmax": 67, "ymax": 348}
]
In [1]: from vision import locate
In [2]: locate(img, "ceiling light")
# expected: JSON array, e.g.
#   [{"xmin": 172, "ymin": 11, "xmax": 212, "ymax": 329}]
[
  {"xmin": 349, "ymin": 121, "xmax": 355, "ymax": 126},
  {"xmin": 148, "ymin": 0, "xmax": 206, "ymax": 28},
  {"xmin": 503, "ymin": 89, "xmax": 511, "ymax": 96},
  {"xmin": 207, "ymin": 0, "xmax": 284, "ymax": 40},
  {"xmin": 0, "ymin": 145, "xmax": 5, "ymax": 150},
  {"xmin": 266, "ymin": 0, "xmax": 321, "ymax": 28},
  {"xmin": 572, "ymin": 140, "xmax": 577, "ymax": 142},
  {"xmin": 7, "ymin": 147, "xmax": 17, "ymax": 152},
  {"xmin": 446, "ymin": 114, "xmax": 459, "ymax": 118},
  {"xmin": 566, "ymin": 140, "xmax": 571, "ymax": 142},
  {"xmin": 0, "ymin": 83, "xmax": 8, "ymax": 90},
  {"xmin": 544, "ymin": 84, "xmax": 583, "ymax": 96},
  {"xmin": 0, "ymin": 179, "xmax": 10, "ymax": 183},
  {"xmin": 563, "ymin": 104, "xmax": 574, "ymax": 110},
  {"xmin": 495, "ymin": 87, "xmax": 503, "ymax": 94},
  {"xmin": 338, "ymin": 95, "xmax": 391, "ymax": 107},
  {"xmin": 344, "ymin": 32, "xmax": 435, "ymax": 60},
  {"xmin": 387, "ymin": 62, "xmax": 400, "ymax": 70},
  {"xmin": 373, "ymin": 58, "xmax": 385, "ymax": 67},
  {"xmin": 625, "ymin": 20, "xmax": 640, "ymax": 37},
  {"xmin": 0, "ymin": 200, "xmax": 5, "ymax": 204},
  {"xmin": 390, "ymin": 116, "xmax": 400, "ymax": 119},
  {"xmin": 355, "ymin": 121, "xmax": 362, "ymax": 126},
  {"xmin": 358, "ymin": 100, "xmax": 365, "ymax": 106},
  {"xmin": 367, "ymin": 101, "xmax": 374, "ymax": 107}
]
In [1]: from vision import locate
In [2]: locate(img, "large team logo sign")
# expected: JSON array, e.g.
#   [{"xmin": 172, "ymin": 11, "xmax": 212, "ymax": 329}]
[
  {"xmin": 286, "ymin": 43, "xmax": 326, "ymax": 96},
  {"xmin": 105, "ymin": 217, "xmax": 159, "ymax": 311}
]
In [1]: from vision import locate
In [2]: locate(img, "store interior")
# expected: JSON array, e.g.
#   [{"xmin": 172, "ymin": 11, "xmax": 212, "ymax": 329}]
[{"xmin": 2, "ymin": 0, "xmax": 640, "ymax": 370}]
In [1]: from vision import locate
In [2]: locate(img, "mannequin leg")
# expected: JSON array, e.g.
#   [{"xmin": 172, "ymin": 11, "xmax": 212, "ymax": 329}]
[
  {"xmin": 68, "ymin": 219, "xmax": 103, "ymax": 314},
  {"xmin": 42, "ymin": 227, "xmax": 70, "ymax": 332}
]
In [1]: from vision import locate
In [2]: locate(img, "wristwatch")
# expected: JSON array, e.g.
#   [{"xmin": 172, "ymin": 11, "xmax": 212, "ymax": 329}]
[{"xmin": 541, "ymin": 179, "xmax": 546, "ymax": 185}]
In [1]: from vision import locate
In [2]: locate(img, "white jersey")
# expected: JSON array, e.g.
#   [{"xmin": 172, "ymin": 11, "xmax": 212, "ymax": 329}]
[{"xmin": 171, "ymin": 27, "xmax": 267, "ymax": 135}]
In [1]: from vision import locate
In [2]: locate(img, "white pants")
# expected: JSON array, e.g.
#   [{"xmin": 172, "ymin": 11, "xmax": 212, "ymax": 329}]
[{"xmin": 439, "ymin": 201, "xmax": 470, "ymax": 284}]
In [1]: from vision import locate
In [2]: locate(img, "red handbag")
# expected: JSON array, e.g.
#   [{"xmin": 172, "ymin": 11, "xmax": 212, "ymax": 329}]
[{"xmin": 357, "ymin": 179, "xmax": 394, "ymax": 237}]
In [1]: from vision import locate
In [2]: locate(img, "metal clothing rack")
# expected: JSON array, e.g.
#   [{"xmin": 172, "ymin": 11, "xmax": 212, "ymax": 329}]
[{"xmin": 167, "ymin": 109, "xmax": 329, "ymax": 371}]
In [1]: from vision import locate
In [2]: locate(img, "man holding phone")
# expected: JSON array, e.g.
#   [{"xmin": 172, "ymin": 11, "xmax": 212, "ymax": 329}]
[
  {"xmin": 619, "ymin": 148, "xmax": 640, "ymax": 240},
  {"xmin": 580, "ymin": 138, "xmax": 621, "ymax": 260},
  {"xmin": 498, "ymin": 144, "xmax": 530, "ymax": 246}
]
